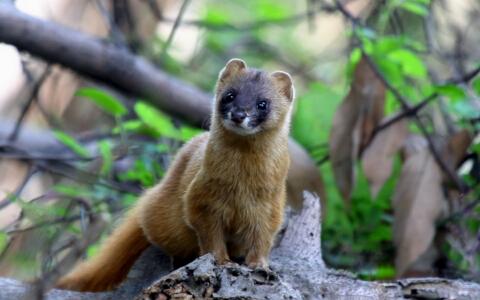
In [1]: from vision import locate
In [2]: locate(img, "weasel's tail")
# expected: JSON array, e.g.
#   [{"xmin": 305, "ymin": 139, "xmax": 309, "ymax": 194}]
[{"xmin": 56, "ymin": 208, "xmax": 150, "ymax": 292}]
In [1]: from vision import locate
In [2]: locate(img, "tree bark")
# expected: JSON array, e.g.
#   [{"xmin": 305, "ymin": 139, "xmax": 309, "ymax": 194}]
[{"xmin": 1, "ymin": 192, "xmax": 479, "ymax": 299}]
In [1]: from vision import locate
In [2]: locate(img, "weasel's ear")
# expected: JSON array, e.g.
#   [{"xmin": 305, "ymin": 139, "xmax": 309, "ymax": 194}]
[
  {"xmin": 219, "ymin": 58, "xmax": 247, "ymax": 82},
  {"xmin": 271, "ymin": 71, "xmax": 294, "ymax": 101}
]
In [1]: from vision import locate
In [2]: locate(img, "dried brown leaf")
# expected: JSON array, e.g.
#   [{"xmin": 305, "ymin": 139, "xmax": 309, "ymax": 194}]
[
  {"xmin": 443, "ymin": 129, "xmax": 472, "ymax": 170},
  {"xmin": 329, "ymin": 99, "xmax": 361, "ymax": 200},
  {"xmin": 393, "ymin": 130, "xmax": 472, "ymax": 276},
  {"xmin": 329, "ymin": 56, "xmax": 385, "ymax": 201},
  {"xmin": 401, "ymin": 134, "xmax": 428, "ymax": 160},
  {"xmin": 361, "ymin": 118, "xmax": 408, "ymax": 198},
  {"xmin": 393, "ymin": 148, "xmax": 448, "ymax": 277}
]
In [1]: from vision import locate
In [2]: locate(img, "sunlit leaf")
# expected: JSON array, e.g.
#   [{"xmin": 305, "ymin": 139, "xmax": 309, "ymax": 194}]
[
  {"xmin": 87, "ymin": 242, "xmax": 101, "ymax": 258},
  {"xmin": 347, "ymin": 48, "xmax": 362, "ymax": 78},
  {"xmin": 387, "ymin": 49, "xmax": 427, "ymax": 78},
  {"xmin": 373, "ymin": 54, "xmax": 403, "ymax": 84},
  {"xmin": 0, "ymin": 231, "xmax": 7, "ymax": 253},
  {"xmin": 180, "ymin": 126, "xmax": 203, "ymax": 141},
  {"xmin": 112, "ymin": 120, "xmax": 144, "ymax": 134},
  {"xmin": 99, "ymin": 140, "xmax": 113, "ymax": 176},
  {"xmin": 76, "ymin": 88, "xmax": 127, "ymax": 117},
  {"xmin": 203, "ymin": 7, "xmax": 231, "ymax": 25},
  {"xmin": 256, "ymin": 0, "xmax": 288, "ymax": 19},
  {"xmin": 293, "ymin": 83, "xmax": 342, "ymax": 147},
  {"xmin": 399, "ymin": 2, "xmax": 429, "ymax": 16},
  {"xmin": 134, "ymin": 102, "xmax": 180, "ymax": 140},
  {"xmin": 472, "ymin": 77, "xmax": 480, "ymax": 96},
  {"xmin": 54, "ymin": 184, "xmax": 91, "ymax": 198},
  {"xmin": 54, "ymin": 130, "xmax": 89, "ymax": 158},
  {"xmin": 435, "ymin": 84, "xmax": 466, "ymax": 101}
]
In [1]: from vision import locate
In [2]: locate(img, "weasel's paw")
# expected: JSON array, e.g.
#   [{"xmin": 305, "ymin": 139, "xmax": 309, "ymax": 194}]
[
  {"xmin": 246, "ymin": 256, "xmax": 268, "ymax": 270},
  {"xmin": 213, "ymin": 254, "xmax": 233, "ymax": 266},
  {"xmin": 251, "ymin": 266, "xmax": 278, "ymax": 282}
]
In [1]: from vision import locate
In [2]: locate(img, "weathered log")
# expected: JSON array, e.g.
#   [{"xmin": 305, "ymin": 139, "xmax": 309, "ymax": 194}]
[{"xmin": 1, "ymin": 192, "xmax": 479, "ymax": 299}]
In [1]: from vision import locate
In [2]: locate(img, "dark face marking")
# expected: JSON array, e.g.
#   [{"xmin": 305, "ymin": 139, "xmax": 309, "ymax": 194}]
[{"xmin": 218, "ymin": 72, "xmax": 272, "ymax": 131}]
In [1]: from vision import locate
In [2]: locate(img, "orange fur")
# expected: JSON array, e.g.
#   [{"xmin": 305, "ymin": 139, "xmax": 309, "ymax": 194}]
[{"xmin": 56, "ymin": 59, "xmax": 294, "ymax": 291}]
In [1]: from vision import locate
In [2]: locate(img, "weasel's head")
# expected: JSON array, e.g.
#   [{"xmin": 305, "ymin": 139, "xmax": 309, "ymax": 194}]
[{"xmin": 214, "ymin": 58, "xmax": 295, "ymax": 136}]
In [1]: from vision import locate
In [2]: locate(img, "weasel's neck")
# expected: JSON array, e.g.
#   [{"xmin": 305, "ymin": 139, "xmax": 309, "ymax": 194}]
[{"xmin": 208, "ymin": 118, "xmax": 288, "ymax": 154}]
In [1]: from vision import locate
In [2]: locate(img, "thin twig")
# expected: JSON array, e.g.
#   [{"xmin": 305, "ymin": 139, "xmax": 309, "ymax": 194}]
[
  {"xmin": 35, "ymin": 160, "xmax": 141, "ymax": 194},
  {"xmin": 146, "ymin": 0, "xmax": 163, "ymax": 20},
  {"xmin": 26, "ymin": 215, "xmax": 105, "ymax": 299},
  {"xmin": 159, "ymin": 0, "xmax": 190, "ymax": 62},
  {"xmin": 93, "ymin": 0, "xmax": 126, "ymax": 46},
  {"xmin": 8, "ymin": 65, "xmax": 52, "ymax": 141},
  {"xmin": 446, "ymin": 64, "xmax": 480, "ymax": 85},
  {"xmin": 0, "ymin": 166, "xmax": 38, "ymax": 210},
  {"xmin": 372, "ymin": 93, "xmax": 438, "ymax": 136},
  {"xmin": 7, "ymin": 214, "xmax": 88, "ymax": 235}
]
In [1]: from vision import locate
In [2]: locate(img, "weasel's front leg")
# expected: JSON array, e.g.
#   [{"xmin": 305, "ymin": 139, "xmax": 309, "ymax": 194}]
[
  {"xmin": 195, "ymin": 219, "xmax": 231, "ymax": 264},
  {"xmin": 245, "ymin": 199, "xmax": 284, "ymax": 269},
  {"xmin": 244, "ymin": 228, "xmax": 273, "ymax": 269},
  {"xmin": 185, "ymin": 192, "xmax": 231, "ymax": 264}
]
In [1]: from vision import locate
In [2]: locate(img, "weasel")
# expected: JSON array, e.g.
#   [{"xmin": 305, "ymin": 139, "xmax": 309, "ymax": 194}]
[{"xmin": 56, "ymin": 58, "xmax": 295, "ymax": 291}]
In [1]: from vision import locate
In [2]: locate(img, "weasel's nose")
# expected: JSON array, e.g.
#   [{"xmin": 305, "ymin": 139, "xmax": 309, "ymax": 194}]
[{"xmin": 231, "ymin": 110, "xmax": 246, "ymax": 124}]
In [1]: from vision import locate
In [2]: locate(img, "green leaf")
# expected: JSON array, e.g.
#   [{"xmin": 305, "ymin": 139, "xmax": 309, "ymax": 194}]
[
  {"xmin": 256, "ymin": 0, "xmax": 288, "ymax": 19},
  {"xmin": 0, "ymin": 231, "xmax": 7, "ymax": 253},
  {"xmin": 99, "ymin": 140, "xmax": 113, "ymax": 176},
  {"xmin": 435, "ymin": 84, "xmax": 466, "ymax": 101},
  {"xmin": 134, "ymin": 102, "xmax": 180, "ymax": 140},
  {"xmin": 292, "ymin": 83, "xmax": 343, "ymax": 147},
  {"xmin": 472, "ymin": 77, "xmax": 480, "ymax": 96},
  {"xmin": 87, "ymin": 242, "xmax": 101, "ymax": 258},
  {"xmin": 204, "ymin": 8, "xmax": 230, "ymax": 25},
  {"xmin": 347, "ymin": 48, "xmax": 362, "ymax": 78},
  {"xmin": 399, "ymin": 2, "xmax": 429, "ymax": 16},
  {"xmin": 376, "ymin": 58, "xmax": 403, "ymax": 84},
  {"xmin": 375, "ymin": 37, "xmax": 404, "ymax": 54},
  {"xmin": 387, "ymin": 49, "xmax": 427, "ymax": 78},
  {"xmin": 54, "ymin": 131, "xmax": 89, "ymax": 158},
  {"xmin": 54, "ymin": 184, "xmax": 91, "ymax": 198},
  {"xmin": 112, "ymin": 120, "xmax": 144, "ymax": 134},
  {"xmin": 180, "ymin": 126, "xmax": 203, "ymax": 141},
  {"xmin": 76, "ymin": 88, "xmax": 127, "ymax": 117}
]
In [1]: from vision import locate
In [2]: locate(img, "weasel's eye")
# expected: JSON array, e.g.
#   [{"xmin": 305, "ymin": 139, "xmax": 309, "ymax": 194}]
[
  {"xmin": 224, "ymin": 91, "xmax": 236, "ymax": 102},
  {"xmin": 257, "ymin": 100, "xmax": 268, "ymax": 110}
]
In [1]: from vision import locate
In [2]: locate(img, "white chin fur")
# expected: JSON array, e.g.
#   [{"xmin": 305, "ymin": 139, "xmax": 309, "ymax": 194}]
[{"xmin": 222, "ymin": 118, "xmax": 259, "ymax": 136}]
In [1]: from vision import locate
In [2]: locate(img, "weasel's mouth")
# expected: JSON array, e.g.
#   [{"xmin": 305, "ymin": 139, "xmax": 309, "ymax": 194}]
[{"xmin": 222, "ymin": 118, "xmax": 259, "ymax": 136}]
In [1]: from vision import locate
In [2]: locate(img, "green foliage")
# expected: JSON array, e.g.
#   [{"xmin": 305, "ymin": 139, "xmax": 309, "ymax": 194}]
[
  {"xmin": 76, "ymin": 87, "xmax": 127, "ymax": 117},
  {"xmin": 473, "ymin": 77, "xmax": 480, "ymax": 95},
  {"xmin": 398, "ymin": 0, "xmax": 430, "ymax": 16},
  {"xmin": 53, "ymin": 130, "xmax": 90, "ymax": 158},
  {"xmin": 99, "ymin": 140, "xmax": 113, "ymax": 176},
  {"xmin": 0, "ymin": 231, "xmax": 7, "ymax": 254},
  {"xmin": 292, "ymin": 83, "xmax": 343, "ymax": 149},
  {"xmin": 134, "ymin": 102, "xmax": 202, "ymax": 141},
  {"xmin": 135, "ymin": 102, "xmax": 178, "ymax": 139}
]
